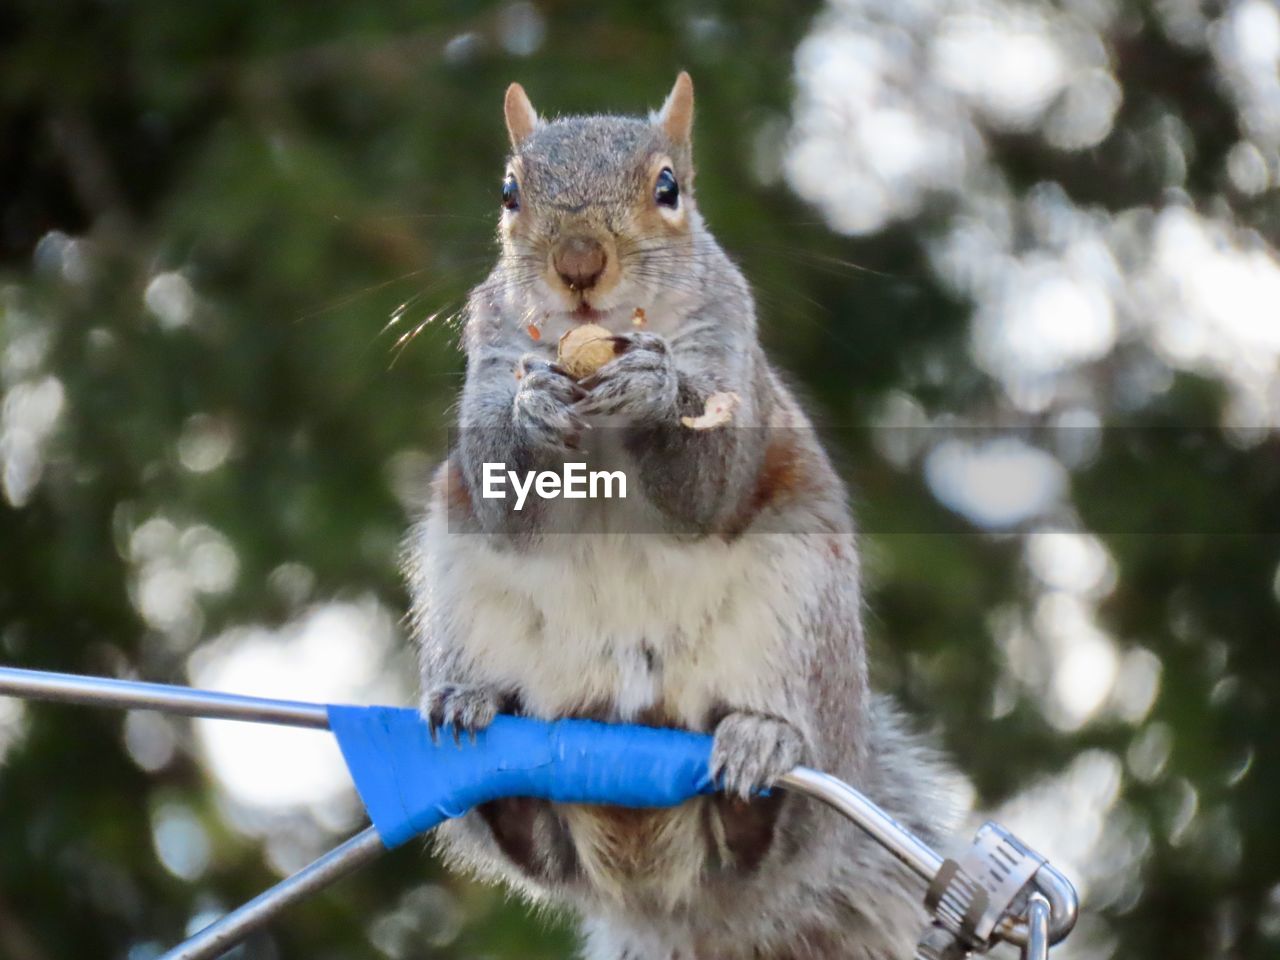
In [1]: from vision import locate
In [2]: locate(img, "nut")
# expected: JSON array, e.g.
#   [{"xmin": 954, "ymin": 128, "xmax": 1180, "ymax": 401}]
[{"xmin": 557, "ymin": 323, "xmax": 616, "ymax": 379}]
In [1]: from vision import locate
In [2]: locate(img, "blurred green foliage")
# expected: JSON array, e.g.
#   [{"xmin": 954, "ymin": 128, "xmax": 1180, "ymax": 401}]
[{"xmin": 1, "ymin": 2, "xmax": 1278, "ymax": 959}]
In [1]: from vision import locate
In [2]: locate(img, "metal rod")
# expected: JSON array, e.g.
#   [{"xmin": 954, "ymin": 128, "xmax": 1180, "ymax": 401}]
[
  {"xmin": 0, "ymin": 666, "xmax": 330, "ymax": 729},
  {"xmin": 158, "ymin": 827, "xmax": 387, "ymax": 960},
  {"xmin": 1024, "ymin": 894, "xmax": 1051, "ymax": 960},
  {"xmin": 1031, "ymin": 862, "xmax": 1079, "ymax": 945},
  {"xmin": 779, "ymin": 766, "xmax": 944, "ymax": 881}
]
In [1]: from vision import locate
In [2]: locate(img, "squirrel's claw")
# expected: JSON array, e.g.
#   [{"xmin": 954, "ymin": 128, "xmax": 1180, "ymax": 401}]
[
  {"xmin": 549, "ymin": 363, "xmax": 590, "ymax": 396},
  {"xmin": 575, "ymin": 332, "xmax": 678, "ymax": 419},
  {"xmin": 513, "ymin": 353, "xmax": 591, "ymax": 449},
  {"xmin": 422, "ymin": 683, "xmax": 501, "ymax": 744},
  {"xmin": 710, "ymin": 712, "xmax": 805, "ymax": 801}
]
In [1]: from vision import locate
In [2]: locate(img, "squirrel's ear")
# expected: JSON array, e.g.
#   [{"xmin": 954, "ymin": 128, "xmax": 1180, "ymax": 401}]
[
  {"xmin": 504, "ymin": 83, "xmax": 540, "ymax": 149},
  {"xmin": 656, "ymin": 71, "xmax": 694, "ymax": 146}
]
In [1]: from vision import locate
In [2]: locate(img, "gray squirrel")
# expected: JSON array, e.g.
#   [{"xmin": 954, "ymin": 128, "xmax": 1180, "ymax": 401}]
[{"xmin": 405, "ymin": 73, "xmax": 963, "ymax": 959}]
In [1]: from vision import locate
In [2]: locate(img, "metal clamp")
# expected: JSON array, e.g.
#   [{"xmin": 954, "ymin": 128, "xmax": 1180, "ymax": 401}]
[
  {"xmin": 778, "ymin": 768, "xmax": 1077, "ymax": 958},
  {"xmin": 913, "ymin": 821, "xmax": 1075, "ymax": 960}
]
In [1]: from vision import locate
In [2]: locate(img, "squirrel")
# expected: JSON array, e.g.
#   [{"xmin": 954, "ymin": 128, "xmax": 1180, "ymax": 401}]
[{"xmin": 405, "ymin": 73, "xmax": 963, "ymax": 960}]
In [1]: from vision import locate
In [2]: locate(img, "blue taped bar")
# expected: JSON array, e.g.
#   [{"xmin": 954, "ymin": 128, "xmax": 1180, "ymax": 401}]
[{"xmin": 327, "ymin": 706, "xmax": 718, "ymax": 849}]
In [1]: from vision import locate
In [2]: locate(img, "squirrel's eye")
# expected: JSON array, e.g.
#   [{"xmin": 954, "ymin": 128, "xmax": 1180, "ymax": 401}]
[
  {"xmin": 654, "ymin": 167, "xmax": 679, "ymax": 209},
  {"xmin": 501, "ymin": 174, "xmax": 520, "ymax": 211}
]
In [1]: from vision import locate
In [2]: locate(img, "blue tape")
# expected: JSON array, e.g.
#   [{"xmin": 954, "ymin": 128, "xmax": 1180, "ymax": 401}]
[{"xmin": 327, "ymin": 706, "xmax": 717, "ymax": 849}]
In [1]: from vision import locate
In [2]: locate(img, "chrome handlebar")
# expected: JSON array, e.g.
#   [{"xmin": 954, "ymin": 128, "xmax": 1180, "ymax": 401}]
[{"xmin": 0, "ymin": 666, "xmax": 1078, "ymax": 960}]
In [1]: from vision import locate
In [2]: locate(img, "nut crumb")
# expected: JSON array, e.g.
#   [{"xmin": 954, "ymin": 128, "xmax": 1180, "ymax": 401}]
[{"xmin": 681, "ymin": 391, "xmax": 739, "ymax": 430}]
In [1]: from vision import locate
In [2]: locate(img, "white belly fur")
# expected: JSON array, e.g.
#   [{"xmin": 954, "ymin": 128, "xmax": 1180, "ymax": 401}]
[
  {"xmin": 416, "ymin": 509, "xmax": 836, "ymax": 907},
  {"xmin": 416, "ymin": 510, "xmax": 827, "ymax": 727}
]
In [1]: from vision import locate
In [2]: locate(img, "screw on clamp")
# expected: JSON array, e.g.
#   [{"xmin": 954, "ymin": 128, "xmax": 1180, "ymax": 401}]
[{"xmin": 915, "ymin": 821, "xmax": 1078, "ymax": 960}]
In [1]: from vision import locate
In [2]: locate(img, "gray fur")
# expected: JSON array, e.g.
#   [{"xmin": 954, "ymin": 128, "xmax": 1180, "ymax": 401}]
[{"xmin": 405, "ymin": 81, "xmax": 965, "ymax": 959}]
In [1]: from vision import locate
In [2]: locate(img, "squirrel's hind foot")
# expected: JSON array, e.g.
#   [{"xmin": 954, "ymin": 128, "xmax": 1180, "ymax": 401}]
[
  {"xmin": 422, "ymin": 682, "xmax": 501, "ymax": 741},
  {"xmin": 710, "ymin": 712, "xmax": 805, "ymax": 801}
]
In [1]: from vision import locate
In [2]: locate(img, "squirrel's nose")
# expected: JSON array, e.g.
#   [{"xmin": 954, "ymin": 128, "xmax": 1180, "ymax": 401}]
[{"xmin": 553, "ymin": 236, "xmax": 607, "ymax": 292}]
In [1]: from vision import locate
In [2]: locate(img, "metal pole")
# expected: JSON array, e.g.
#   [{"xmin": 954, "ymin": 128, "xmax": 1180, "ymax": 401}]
[
  {"xmin": 0, "ymin": 667, "xmax": 381, "ymax": 960},
  {"xmin": 1024, "ymin": 894, "xmax": 1051, "ymax": 960},
  {"xmin": 1028, "ymin": 863, "xmax": 1079, "ymax": 945},
  {"xmin": 779, "ymin": 767, "xmax": 944, "ymax": 881},
  {"xmin": 0, "ymin": 666, "xmax": 330, "ymax": 729},
  {"xmin": 158, "ymin": 827, "xmax": 387, "ymax": 960}
]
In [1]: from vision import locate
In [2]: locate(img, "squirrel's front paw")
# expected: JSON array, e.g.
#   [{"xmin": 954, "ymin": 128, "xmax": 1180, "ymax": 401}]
[
  {"xmin": 513, "ymin": 354, "xmax": 590, "ymax": 451},
  {"xmin": 422, "ymin": 683, "xmax": 501, "ymax": 741},
  {"xmin": 710, "ymin": 712, "xmax": 805, "ymax": 801},
  {"xmin": 576, "ymin": 331, "xmax": 678, "ymax": 421}
]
